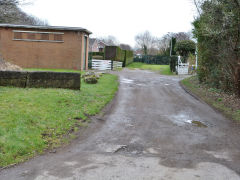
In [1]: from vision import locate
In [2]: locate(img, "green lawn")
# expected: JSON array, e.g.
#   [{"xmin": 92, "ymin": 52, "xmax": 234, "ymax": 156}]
[
  {"xmin": 127, "ymin": 62, "xmax": 173, "ymax": 75},
  {"xmin": 0, "ymin": 74, "xmax": 118, "ymax": 167}
]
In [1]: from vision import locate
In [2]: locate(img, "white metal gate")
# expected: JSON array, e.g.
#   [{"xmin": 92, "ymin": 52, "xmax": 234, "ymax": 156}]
[{"xmin": 177, "ymin": 56, "xmax": 189, "ymax": 75}]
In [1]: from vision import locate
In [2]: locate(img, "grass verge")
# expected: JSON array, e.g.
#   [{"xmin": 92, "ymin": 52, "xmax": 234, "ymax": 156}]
[
  {"xmin": 0, "ymin": 74, "xmax": 118, "ymax": 167},
  {"xmin": 181, "ymin": 76, "xmax": 240, "ymax": 122},
  {"xmin": 127, "ymin": 62, "xmax": 173, "ymax": 75}
]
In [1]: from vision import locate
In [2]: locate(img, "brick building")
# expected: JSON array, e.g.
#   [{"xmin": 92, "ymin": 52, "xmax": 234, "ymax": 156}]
[
  {"xmin": 89, "ymin": 38, "xmax": 108, "ymax": 52},
  {"xmin": 0, "ymin": 24, "xmax": 91, "ymax": 70}
]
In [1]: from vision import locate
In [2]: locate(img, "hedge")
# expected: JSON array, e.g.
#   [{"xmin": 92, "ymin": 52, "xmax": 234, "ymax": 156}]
[
  {"xmin": 89, "ymin": 52, "xmax": 105, "ymax": 57},
  {"xmin": 134, "ymin": 55, "xmax": 170, "ymax": 65},
  {"xmin": 125, "ymin": 50, "xmax": 134, "ymax": 66},
  {"xmin": 105, "ymin": 46, "xmax": 123, "ymax": 62},
  {"xmin": 105, "ymin": 46, "xmax": 133, "ymax": 67}
]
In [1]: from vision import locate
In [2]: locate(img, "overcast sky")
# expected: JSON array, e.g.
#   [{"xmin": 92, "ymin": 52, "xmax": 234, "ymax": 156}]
[{"xmin": 21, "ymin": 0, "xmax": 197, "ymax": 47}]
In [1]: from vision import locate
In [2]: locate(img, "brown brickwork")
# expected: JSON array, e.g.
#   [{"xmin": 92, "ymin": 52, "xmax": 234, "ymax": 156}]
[{"xmin": 0, "ymin": 25, "xmax": 91, "ymax": 70}]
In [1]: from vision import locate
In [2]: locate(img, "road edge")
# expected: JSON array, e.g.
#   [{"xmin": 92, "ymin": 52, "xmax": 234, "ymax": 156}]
[{"xmin": 179, "ymin": 78, "xmax": 239, "ymax": 123}]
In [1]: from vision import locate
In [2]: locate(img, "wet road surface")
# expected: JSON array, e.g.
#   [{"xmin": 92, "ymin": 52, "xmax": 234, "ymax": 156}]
[{"xmin": 1, "ymin": 69, "xmax": 240, "ymax": 180}]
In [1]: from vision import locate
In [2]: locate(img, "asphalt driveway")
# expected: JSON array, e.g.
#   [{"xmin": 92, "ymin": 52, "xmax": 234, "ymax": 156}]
[{"xmin": 1, "ymin": 69, "xmax": 240, "ymax": 180}]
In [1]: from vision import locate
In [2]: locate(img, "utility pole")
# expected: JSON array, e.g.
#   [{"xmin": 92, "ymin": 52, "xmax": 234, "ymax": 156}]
[{"xmin": 170, "ymin": 37, "xmax": 172, "ymax": 57}]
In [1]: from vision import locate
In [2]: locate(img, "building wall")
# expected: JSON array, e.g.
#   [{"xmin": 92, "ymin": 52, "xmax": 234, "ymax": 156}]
[{"xmin": 0, "ymin": 27, "xmax": 89, "ymax": 70}]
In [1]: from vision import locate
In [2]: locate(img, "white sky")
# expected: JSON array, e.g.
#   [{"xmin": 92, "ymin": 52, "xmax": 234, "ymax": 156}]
[{"xmin": 21, "ymin": 0, "xmax": 197, "ymax": 47}]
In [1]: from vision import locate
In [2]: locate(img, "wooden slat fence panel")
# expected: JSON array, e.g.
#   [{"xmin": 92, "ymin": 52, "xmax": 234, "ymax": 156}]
[
  {"xmin": 92, "ymin": 59, "xmax": 123, "ymax": 71},
  {"xmin": 92, "ymin": 59, "xmax": 112, "ymax": 70}
]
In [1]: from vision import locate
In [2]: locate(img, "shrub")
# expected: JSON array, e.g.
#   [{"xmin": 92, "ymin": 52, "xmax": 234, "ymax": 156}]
[
  {"xmin": 92, "ymin": 56, "xmax": 103, "ymax": 60},
  {"xmin": 175, "ymin": 40, "xmax": 196, "ymax": 58},
  {"xmin": 170, "ymin": 56, "xmax": 178, "ymax": 72}
]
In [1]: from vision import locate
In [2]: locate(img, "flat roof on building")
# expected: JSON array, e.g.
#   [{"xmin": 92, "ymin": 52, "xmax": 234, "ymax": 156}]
[{"xmin": 0, "ymin": 24, "xmax": 92, "ymax": 34}]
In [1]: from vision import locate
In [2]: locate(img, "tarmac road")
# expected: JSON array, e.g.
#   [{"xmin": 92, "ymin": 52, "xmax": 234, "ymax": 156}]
[{"xmin": 1, "ymin": 69, "xmax": 240, "ymax": 180}]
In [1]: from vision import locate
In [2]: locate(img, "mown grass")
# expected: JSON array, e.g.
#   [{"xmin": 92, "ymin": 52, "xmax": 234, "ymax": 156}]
[
  {"xmin": 127, "ymin": 62, "xmax": 173, "ymax": 75},
  {"xmin": 0, "ymin": 74, "xmax": 118, "ymax": 167},
  {"xmin": 181, "ymin": 76, "xmax": 240, "ymax": 121}
]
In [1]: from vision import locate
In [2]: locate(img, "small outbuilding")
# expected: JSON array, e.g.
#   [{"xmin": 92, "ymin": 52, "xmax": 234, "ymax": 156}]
[{"xmin": 0, "ymin": 24, "xmax": 91, "ymax": 70}]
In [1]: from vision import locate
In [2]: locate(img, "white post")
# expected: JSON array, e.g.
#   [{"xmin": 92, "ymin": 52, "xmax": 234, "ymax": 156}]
[
  {"xmin": 178, "ymin": 56, "xmax": 181, "ymax": 64},
  {"xmin": 195, "ymin": 43, "xmax": 198, "ymax": 69}
]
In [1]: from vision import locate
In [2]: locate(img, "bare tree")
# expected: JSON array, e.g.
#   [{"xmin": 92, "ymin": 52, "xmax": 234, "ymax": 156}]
[
  {"xmin": 174, "ymin": 32, "xmax": 192, "ymax": 41},
  {"xmin": 0, "ymin": 0, "xmax": 48, "ymax": 25},
  {"xmin": 135, "ymin": 31, "xmax": 157, "ymax": 55},
  {"xmin": 120, "ymin": 44, "xmax": 132, "ymax": 51},
  {"xmin": 99, "ymin": 36, "xmax": 120, "ymax": 46}
]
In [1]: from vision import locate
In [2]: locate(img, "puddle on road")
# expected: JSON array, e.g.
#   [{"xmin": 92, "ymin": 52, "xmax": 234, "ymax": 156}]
[
  {"xmin": 121, "ymin": 78, "xmax": 134, "ymax": 84},
  {"xmin": 205, "ymin": 150, "xmax": 232, "ymax": 161},
  {"xmin": 171, "ymin": 114, "xmax": 208, "ymax": 128}
]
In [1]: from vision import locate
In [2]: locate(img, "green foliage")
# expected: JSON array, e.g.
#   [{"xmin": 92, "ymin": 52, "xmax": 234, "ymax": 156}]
[
  {"xmin": 89, "ymin": 52, "xmax": 104, "ymax": 57},
  {"xmin": 123, "ymin": 50, "xmax": 134, "ymax": 67},
  {"xmin": 105, "ymin": 46, "xmax": 123, "ymax": 62},
  {"xmin": 193, "ymin": 0, "xmax": 240, "ymax": 95},
  {"xmin": 89, "ymin": 52, "xmax": 105, "ymax": 60},
  {"xmin": 175, "ymin": 40, "xmax": 196, "ymax": 57},
  {"xmin": 105, "ymin": 46, "xmax": 133, "ymax": 67},
  {"xmin": 92, "ymin": 56, "xmax": 104, "ymax": 60},
  {"xmin": 170, "ymin": 37, "xmax": 177, "ymax": 55},
  {"xmin": 0, "ymin": 73, "xmax": 118, "ymax": 167}
]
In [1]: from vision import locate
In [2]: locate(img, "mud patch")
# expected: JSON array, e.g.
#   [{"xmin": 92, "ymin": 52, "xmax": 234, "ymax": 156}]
[
  {"xmin": 114, "ymin": 144, "xmax": 144, "ymax": 155},
  {"xmin": 98, "ymin": 144, "xmax": 128, "ymax": 153},
  {"xmin": 191, "ymin": 121, "xmax": 207, "ymax": 128}
]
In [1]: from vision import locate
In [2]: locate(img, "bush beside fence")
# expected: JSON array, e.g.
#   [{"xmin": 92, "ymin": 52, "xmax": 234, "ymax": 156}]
[
  {"xmin": 105, "ymin": 46, "xmax": 133, "ymax": 67},
  {"xmin": 105, "ymin": 46, "xmax": 123, "ymax": 62}
]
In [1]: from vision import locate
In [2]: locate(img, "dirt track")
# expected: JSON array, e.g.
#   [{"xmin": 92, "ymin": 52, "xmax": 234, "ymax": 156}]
[{"xmin": 1, "ymin": 69, "xmax": 240, "ymax": 180}]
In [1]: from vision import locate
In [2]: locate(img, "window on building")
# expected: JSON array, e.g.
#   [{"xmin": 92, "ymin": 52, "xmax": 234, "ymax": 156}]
[
  {"xmin": 54, "ymin": 34, "xmax": 63, "ymax": 42},
  {"xmin": 41, "ymin": 33, "xmax": 49, "ymax": 40},
  {"xmin": 14, "ymin": 32, "xmax": 23, "ymax": 39},
  {"xmin": 13, "ymin": 30, "xmax": 64, "ymax": 43},
  {"xmin": 27, "ymin": 33, "xmax": 36, "ymax": 40}
]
